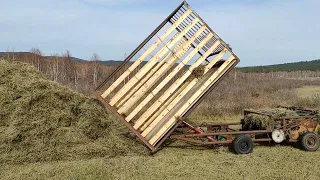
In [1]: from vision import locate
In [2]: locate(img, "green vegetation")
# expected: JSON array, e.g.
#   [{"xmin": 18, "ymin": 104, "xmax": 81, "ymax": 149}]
[{"xmin": 238, "ymin": 59, "xmax": 320, "ymax": 72}]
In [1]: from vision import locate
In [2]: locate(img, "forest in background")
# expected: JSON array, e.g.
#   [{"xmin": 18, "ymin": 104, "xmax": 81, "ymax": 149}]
[{"xmin": 238, "ymin": 59, "xmax": 320, "ymax": 72}]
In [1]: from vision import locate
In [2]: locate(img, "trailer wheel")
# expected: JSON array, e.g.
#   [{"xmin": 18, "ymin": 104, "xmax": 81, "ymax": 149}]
[
  {"xmin": 232, "ymin": 135, "xmax": 253, "ymax": 154},
  {"xmin": 300, "ymin": 132, "xmax": 319, "ymax": 152}
]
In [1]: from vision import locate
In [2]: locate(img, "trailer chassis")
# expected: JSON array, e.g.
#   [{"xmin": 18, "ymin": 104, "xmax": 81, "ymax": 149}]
[{"xmin": 167, "ymin": 107, "xmax": 320, "ymax": 154}]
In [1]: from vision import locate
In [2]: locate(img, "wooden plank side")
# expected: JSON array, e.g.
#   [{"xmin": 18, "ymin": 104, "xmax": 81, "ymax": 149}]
[
  {"xmin": 133, "ymin": 39, "xmax": 223, "ymax": 130},
  {"xmin": 109, "ymin": 35, "xmax": 181, "ymax": 106},
  {"xmin": 140, "ymin": 82, "xmax": 190, "ymax": 130},
  {"xmin": 109, "ymin": 17, "xmax": 198, "ymax": 106},
  {"xmin": 115, "ymin": 38, "xmax": 187, "ymax": 108},
  {"xmin": 115, "ymin": 19, "xmax": 199, "ymax": 108},
  {"xmin": 145, "ymin": 67, "xmax": 216, "ymax": 141},
  {"xmin": 139, "ymin": 48, "xmax": 226, "ymax": 136},
  {"xmin": 126, "ymin": 46, "xmax": 226, "ymax": 123},
  {"xmin": 101, "ymin": 9, "xmax": 192, "ymax": 99},
  {"xmin": 118, "ymin": 25, "xmax": 207, "ymax": 115},
  {"xmin": 179, "ymin": 59, "xmax": 237, "ymax": 118},
  {"xmin": 148, "ymin": 56, "xmax": 237, "ymax": 145},
  {"xmin": 140, "ymin": 49, "xmax": 227, "ymax": 131},
  {"xmin": 140, "ymin": 51, "xmax": 230, "ymax": 137}
]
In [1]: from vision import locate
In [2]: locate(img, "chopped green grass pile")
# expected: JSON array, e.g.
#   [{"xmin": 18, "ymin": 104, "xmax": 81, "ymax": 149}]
[
  {"xmin": 243, "ymin": 108, "xmax": 299, "ymax": 130},
  {"xmin": 0, "ymin": 60, "xmax": 146, "ymax": 164}
]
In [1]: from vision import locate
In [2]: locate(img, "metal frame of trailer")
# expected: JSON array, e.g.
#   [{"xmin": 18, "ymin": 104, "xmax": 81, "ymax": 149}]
[
  {"xmin": 171, "ymin": 107, "xmax": 320, "ymax": 146},
  {"xmin": 94, "ymin": 1, "xmax": 320, "ymax": 153}
]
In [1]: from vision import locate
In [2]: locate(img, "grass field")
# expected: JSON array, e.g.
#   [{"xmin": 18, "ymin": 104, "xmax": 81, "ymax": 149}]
[
  {"xmin": 2, "ymin": 132, "xmax": 320, "ymax": 180},
  {"xmin": 296, "ymin": 85, "xmax": 320, "ymax": 98},
  {"xmin": 2, "ymin": 113, "xmax": 320, "ymax": 180}
]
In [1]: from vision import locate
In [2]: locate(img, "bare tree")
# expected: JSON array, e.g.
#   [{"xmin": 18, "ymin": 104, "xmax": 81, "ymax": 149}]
[
  {"xmin": 30, "ymin": 48, "xmax": 43, "ymax": 71},
  {"xmin": 91, "ymin": 53, "xmax": 101, "ymax": 88}
]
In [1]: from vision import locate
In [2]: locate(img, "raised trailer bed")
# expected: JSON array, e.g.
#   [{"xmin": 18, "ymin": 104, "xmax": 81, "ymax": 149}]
[
  {"xmin": 95, "ymin": 1, "xmax": 320, "ymax": 154},
  {"xmin": 95, "ymin": 1, "xmax": 239, "ymax": 152}
]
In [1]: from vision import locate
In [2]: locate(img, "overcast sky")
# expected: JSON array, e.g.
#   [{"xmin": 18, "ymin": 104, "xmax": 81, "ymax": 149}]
[{"xmin": 1, "ymin": 0, "xmax": 319, "ymax": 66}]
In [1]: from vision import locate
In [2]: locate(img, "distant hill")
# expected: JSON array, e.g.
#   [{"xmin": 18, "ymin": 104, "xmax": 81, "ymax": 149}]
[
  {"xmin": 2, "ymin": 51, "xmax": 319, "ymax": 72},
  {"xmin": 99, "ymin": 60, "xmax": 123, "ymax": 66},
  {"xmin": 0, "ymin": 52, "xmax": 123, "ymax": 66},
  {"xmin": 238, "ymin": 59, "xmax": 320, "ymax": 72}
]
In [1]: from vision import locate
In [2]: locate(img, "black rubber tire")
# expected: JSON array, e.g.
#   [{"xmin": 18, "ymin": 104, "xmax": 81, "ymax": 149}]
[
  {"xmin": 300, "ymin": 132, "xmax": 320, "ymax": 152},
  {"xmin": 232, "ymin": 135, "xmax": 253, "ymax": 154}
]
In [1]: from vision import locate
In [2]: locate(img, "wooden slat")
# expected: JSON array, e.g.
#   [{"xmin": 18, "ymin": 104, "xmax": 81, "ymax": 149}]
[
  {"xmin": 178, "ymin": 56, "xmax": 236, "ymax": 118},
  {"xmin": 126, "ymin": 47, "xmax": 226, "ymax": 122},
  {"xmin": 140, "ymin": 82, "xmax": 190, "ymax": 130},
  {"xmin": 119, "ymin": 25, "xmax": 207, "ymax": 115},
  {"xmin": 109, "ymin": 36, "xmax": 181, "ymax": 106},
  {"xmin": 109, "ymin": 17, "xmax": 198, "ymax": 106},
  {"xmin": 133, "ymin": 40, "xmax": 223, "ymax": 130},
  {"xmin": 140, "ymin": 50, "xmax": 227, "ymax": 131},
  {"xmin": 144, "ymin": 68, "xmax": 216, "ymax": 140},
  {"xmin": 116, "ymin": 20, "xmax": 198, "ymax": 108},
  {"xmin": 101, "ymin": 9, "xmax": 192, "ymax": 99},
  {"xmin": 140, "ymin": 51, "xmax": 229, "ymax": 136},
  {"xmin": 115, "ymin": 38, "xmax": 187, "ymax": 108},
  {"xmin": 149, "ymin": 56, "xmax": 237, "ymax": 145}
]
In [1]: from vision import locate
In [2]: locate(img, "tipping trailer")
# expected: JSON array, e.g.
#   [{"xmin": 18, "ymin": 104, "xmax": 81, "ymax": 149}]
[{"xmin": 95, "ymin": 1, "xmax": 320, "ymax": 154}]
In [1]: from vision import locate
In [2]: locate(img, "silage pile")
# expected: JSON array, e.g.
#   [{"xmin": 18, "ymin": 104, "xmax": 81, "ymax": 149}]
[
  {"xmin": 242, "ymin": 108, "xmax": 299, "ymax": 130},
  {"xmin": 0, "ymin": 60, "xmax": 146, "ymax": 164}
]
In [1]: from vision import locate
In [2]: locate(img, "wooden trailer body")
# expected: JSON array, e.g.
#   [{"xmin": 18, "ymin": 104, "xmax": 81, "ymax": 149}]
[{"xmin": 95, "ymin": 1, "xmax": 240, "ymax": 152}]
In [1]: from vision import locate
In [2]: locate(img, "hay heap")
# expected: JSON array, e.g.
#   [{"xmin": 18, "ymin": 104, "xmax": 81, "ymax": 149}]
[
  {"xmin": 0, "ymin": 60, "xmax": 146, "ymax": 164},
  {"xmin": 242, "ymin": 108, "xmax": 299, "ymax": 130}
]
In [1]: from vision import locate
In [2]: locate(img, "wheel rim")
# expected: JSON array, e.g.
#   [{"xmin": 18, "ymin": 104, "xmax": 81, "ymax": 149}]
[
  {"xmin": 239, "ymin": 141, "xmax": 248, "ymax": 151},
  {"xmin": 306, "ymin": 136, "xmax": 316, "ymax": 148}
]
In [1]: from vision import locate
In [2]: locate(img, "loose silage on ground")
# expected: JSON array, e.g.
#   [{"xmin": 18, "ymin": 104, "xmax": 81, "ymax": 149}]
[{"xmin": 0, "ymin": 60, "xmax": 147, "ymax": 164}]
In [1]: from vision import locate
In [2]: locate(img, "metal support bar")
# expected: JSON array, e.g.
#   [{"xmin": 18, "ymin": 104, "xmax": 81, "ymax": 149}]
[{"xmin": 180, "ymin": 130, "xmax": 272, "ymax": 137}]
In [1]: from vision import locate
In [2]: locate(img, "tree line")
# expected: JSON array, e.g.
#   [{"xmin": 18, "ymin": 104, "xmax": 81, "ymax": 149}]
[
  {"xmin": 0, "ymin": 49, "xmax": 117, "ymax": 93},
  {"xmin": 238, "ymin": 59, "xmax": 320, "ymax": 72}
]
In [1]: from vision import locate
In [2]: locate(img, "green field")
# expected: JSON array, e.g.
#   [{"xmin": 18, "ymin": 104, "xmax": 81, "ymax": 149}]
[{"xmin": 296, "ymin": 86, "xmax": 320, "ymax": 98}]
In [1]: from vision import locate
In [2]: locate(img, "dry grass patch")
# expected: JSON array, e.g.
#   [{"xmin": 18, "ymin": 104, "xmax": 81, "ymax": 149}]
[{"xmin": 296, "ymin": 86, "xmax": 320, "ymax": 98}]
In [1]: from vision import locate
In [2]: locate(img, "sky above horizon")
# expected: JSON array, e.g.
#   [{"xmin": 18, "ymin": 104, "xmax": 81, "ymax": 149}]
[{"xmin": 1, "ymin": 0, "xmax": 319, "ymax": 67}]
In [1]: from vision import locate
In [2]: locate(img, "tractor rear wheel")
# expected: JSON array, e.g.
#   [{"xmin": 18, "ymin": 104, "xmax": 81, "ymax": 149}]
[
  {"xmin": 300, "ymin": 132, "xmax": 320, "ymax": 152},
  {"xmin": 232, "ymin": 135, "xmax": 253, "ymax": 154}
]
